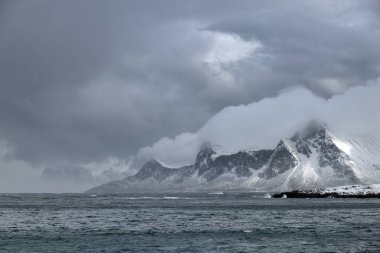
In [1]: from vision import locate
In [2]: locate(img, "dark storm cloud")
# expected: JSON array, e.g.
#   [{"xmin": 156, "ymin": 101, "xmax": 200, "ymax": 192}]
[{"xmin": 0, "ymin": 0, "xmax": 380, "ymax": 166}]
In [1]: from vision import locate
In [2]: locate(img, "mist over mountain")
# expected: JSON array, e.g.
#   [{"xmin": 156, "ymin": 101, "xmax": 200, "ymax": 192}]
[
  {"xmin": 137, "ymin": 82, "xmax": 380, "ymax": 168},
  {"xmin": 89, "ymin": 122, "xmax": 380, "ymax": 193},
  {"xmin": 40, "ymin": 166, "xmax": 128, "ymax": 192}
]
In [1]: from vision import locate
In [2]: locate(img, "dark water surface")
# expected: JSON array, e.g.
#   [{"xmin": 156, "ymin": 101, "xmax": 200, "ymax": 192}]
[{"xmin": 0, "ymin": 193, "xmax": 379, "ymax": 252}]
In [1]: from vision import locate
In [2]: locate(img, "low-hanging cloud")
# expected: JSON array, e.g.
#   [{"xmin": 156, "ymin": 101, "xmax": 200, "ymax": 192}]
[{"xmin": 138, "ymin": 80, "xmax": 380, "ymax": 166}]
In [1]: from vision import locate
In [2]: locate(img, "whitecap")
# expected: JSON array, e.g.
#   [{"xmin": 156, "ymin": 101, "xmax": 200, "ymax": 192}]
[
  {"xmin": 124, "ymin": 196, "xmax": 157, "ymax": 200},
  {"xmin": 208, "ymin": 192, "xmax": 224, "ymax": 195},
  {"xmin": 163, "ymin": 197, "xmax": 180, "ymax": 199},
  {"xmin": 263, "ymin": 193, "xmax": 272, "ymax": 199}
]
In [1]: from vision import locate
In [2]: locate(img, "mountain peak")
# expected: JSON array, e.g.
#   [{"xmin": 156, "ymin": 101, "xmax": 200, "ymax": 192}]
[
  {"xmin": 291, "ymin": 120, "xmax": 328, "ymax": 141},
  {"xmin": 198, "ymin": 142, "xmax": 215, "ymax": 154},
  {"xmin": 195, "ymin": 143, "xmax": 216, "ymax": 176},
  {"xmin": 133, "ymin": 159, "xmax": 166, "ymax": 181},
  {"xmin": 143, "ymin": 159, "xmax": 162, "ymax": 167}
]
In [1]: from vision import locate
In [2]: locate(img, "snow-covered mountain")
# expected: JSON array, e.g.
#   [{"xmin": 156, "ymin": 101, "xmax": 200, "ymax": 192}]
[{"xmin": 87, "ymin": 122, "xmax": 380, "ymax": 193}]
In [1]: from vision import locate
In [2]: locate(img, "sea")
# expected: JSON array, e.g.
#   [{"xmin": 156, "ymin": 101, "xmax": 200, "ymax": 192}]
[{"xmin": 0, "ymin": 192, "xmax": 379, "ymax": 252}]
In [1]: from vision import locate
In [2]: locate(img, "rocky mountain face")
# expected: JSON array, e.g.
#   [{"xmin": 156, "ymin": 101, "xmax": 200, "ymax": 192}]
[{"xmin": 88, "ymin": 123, "xmax": 380, "ymax": 193}]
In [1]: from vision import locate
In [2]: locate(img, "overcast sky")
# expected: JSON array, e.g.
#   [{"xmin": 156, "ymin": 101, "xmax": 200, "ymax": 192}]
[{"xmin": 1, "ymin": 0, "xmax": 380, "ymax": 191}]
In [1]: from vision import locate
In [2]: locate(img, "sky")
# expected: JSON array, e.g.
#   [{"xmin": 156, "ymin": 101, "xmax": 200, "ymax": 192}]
[{"xmin": 0, "ymin": 0, "xmax": 380, "ymax": 192}]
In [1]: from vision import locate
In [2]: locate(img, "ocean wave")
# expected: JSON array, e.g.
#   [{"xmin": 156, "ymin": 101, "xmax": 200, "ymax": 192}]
[{"xmin": 208, "ymin": 192, "xmax": 224, "ymax": 195}]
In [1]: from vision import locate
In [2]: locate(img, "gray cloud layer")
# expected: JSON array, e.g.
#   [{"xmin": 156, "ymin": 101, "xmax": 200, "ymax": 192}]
[{"xmin": 1, "ymin": 0, "xmax": 380, "ymax": 168}]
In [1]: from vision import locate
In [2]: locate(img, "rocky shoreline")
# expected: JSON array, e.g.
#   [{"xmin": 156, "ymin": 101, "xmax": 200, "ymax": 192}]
[{"xmin": 272, "ymin": 184, "xmax": 380, "ymax": 198}]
